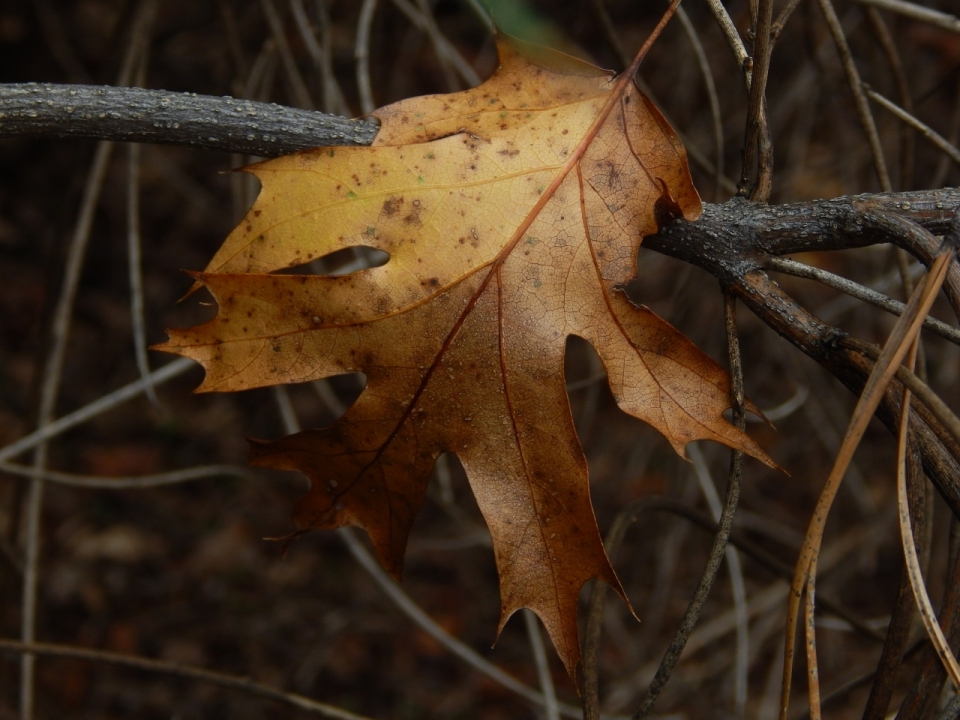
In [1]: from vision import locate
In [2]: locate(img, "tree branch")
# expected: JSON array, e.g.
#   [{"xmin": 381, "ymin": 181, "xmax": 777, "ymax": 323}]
[
  {"xmin": 647, "ymin": 209, "xmax": 960, "ymax": 521},
  {"xmin": 0, "ymin": 83, "xmax": 378, "ymax": 156}
]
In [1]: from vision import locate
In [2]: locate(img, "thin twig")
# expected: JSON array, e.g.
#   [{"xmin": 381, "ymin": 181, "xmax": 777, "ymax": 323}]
[
  {"xmin": 889, "ymin": 362, "xmax": 960, "ymax": 451},
  {"xmin": 524, "ymin": 610, "xmax": 560, "ymax": 720},
  {"xmin": 865, "ymin": 8, "xmax": 914, "ymax": 189},
  {"xmin": 687, "ymin": 443, "xmax": 749, "ymax": 718},
  {"xmin": 339, "ymin": 527, "xmax": 594, "ymax": 719},
  {"xmin": 675, "ymin": 7, "xmax": 725, "ymax": 202},
  {"xmin": 739, "ymin": 0, "xmax": 774, "ymax": 201},
  {"xmin": 757, "ymin": 386, "xmax": 808, "ymax": 422},
  {"xmin": 817, "ymin": 0, "xmax": 892, "ymax": 192},
  {"xmin": 272, "ymin": 386, "xmax": 302, "ymax": 440},
  {"xmin": 803, "ymin": 563, "xmax": 822, "ymax": 719},
  {"xmin": 590, "ymin": 0, "xmax": 630, "ymax": 68},
  {"xmin": 847, "ymin": 330, "xmax": 960, "ymax": 471},
  {"xmin": 0, "ymin": 358, "xmax": 195, "ymax": 464},
  {"xmin": 355, "ymin": 0, "xmax": 378, "ymax": 115},
  {"xmin": 851, "ymin": 0, "xmax": 960, "ymax": 34},
  {"xmin": 19, "ymin": 145, "xmax": 114, "ymax": 691},
  {"xmin": 766, "ymin": 256, "xmax": 960, "ymax": 346},
  {"xmin": 290, "ymin": 0, "xmax": 350, "ymax": 115},
  {"xmin": 703, "ymin": 0, "xmax": 751, "ymax": 86},
  {"xmin": 0, "ymin": 462, "xmax": 251, "ymax": 489},
  {"xmin": 895, "ymin": 540, "xmax": 960, "ymax": 718},
  {"xmin": 260, "ymin": 0, "xmax": 315, "ymax": 109},
  {"xmin": 586, "ymin": 495, "xmax": 890, "ymax": 717},
  {"xmin": 866, "ymin": 86, "xmax": 960, "ymax": 169},
  {"xmin": 896, "ymin": 341, "xmax": 960, "ymax": 690},
  {"xmin": 460, "ymin": 0, "xmax": 493, "ymax": 32},
  {"xmin": 771, "ymin": 0, "xmax": 804, "ymax": 45},
  {"xmin": 22, "ymin": 102, "xmax": 111, "ymax": 720},
  {"xmin": 0, "ymin": 639, "xmax": 373, "ymax": 720},
  {"xmin": 583, "ymin": 575, "xmax": 607, "ymax": 720},
  {"xmin": 933, "ymin": 74, "xmax": 960, "ymax": 189},
  {"xmin": 632, "ymin": 291, "xmax": 746, "ymax": 720},
  {"xmin": 127, "ymin": 141, "xmax": 160, "ymax": 407},
  {"xmin": 860, "ymin": 465, "xmax": 925, "ymax": 719},
  {"xmin": 630, "ymin": 519, "xmax": 894, "ymax": 716},
  {"xmin": 391, "ymin": 0, "xmax": 481, "ymax": 87},
  {"xmin": 866, "ymin": 11, "xmax": 922, "ymax": 359},
  {"xmin": 127, "ymin": 48, "xmax": 158, "ymax": 408}
]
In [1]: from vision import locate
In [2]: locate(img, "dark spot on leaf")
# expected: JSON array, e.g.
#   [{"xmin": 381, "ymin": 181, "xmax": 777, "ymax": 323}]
[{"xmin": 382, "ymin": 196, "xmax": 403, "ymax": 216}]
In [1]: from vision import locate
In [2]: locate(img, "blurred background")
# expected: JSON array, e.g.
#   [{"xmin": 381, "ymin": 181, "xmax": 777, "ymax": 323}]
[{"xmin": 1, "ymin": 0, "xmax": 959, "ymax": 718}]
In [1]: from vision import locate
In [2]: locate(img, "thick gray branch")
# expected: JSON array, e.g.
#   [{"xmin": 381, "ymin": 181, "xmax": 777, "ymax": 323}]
[{"xmin": 0, "ymin": 83, "xmax": 378, "ymax": 156}]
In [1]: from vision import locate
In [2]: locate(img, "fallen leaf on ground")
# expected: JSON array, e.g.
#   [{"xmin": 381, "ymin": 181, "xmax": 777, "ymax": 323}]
[{"xmin": 158, "ymin": 33, "xmax": 774, "ymax": 677}]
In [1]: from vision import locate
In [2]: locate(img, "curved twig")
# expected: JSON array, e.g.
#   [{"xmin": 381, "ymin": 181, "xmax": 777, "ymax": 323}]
[
  {"xmin": 865, "ymin": 8, "xmax": 914, "ymax": 189},
  {"xmin": 687, "ymin": 443, "xmax": 749, "ymax": 716},
  {"xmin": 739, "ymin": 0, "xmax": 774, "ymax": 201},
  {"xmin": 766, "ymin": 256, "xmax": 960, "ymax": 346},
  {"xmin": 703, "ymin": 0, "xmax": 751, "ymax": 84},
  {"xmin": 355, "ymin": 0, "xmax": 379, "ymax": 114},
  {"xmin": 817, "ymin": 0, "xmax": 891, "ymax": 192},
  {"xmin": 676, "ymin": 7, "xmax": 725, "ymax": 202},
  {"xmin": 0, "ymin": 462, "xmax": 251, "ymax": 488},
  {"xmin": 0, "ymin": 638, "xmax": 373, "ymax": 720},
  {"xmin": 0, "ymin": 358, "xmax": 195, "ymax": 464},
  {"xmin": 866, "ymin": 86, "xmax": 960, "ymax": 169},
  {"xmin": 389, "ymin": 0, "xmax": 481, "ymax": 87},
  {"xmin": 851, "ymin": 0, "xmax": 960, "ymax": 34}
]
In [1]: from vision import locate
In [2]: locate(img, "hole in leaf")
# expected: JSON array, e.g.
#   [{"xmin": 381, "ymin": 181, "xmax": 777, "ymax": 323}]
[
  {"xmin": 278, "ymin": 246, "xmax": 390, "ymax": 276},
  {"xmin": 417, "ymin": 452, "xmax": 491, "ymax": 551},
  {"xmin": 564, "ymin": 335, "xmax": 608, "ymax": 439},
  {"xmin": 310, "ymin": 372, "xmax": 367, "ymax": 425}
]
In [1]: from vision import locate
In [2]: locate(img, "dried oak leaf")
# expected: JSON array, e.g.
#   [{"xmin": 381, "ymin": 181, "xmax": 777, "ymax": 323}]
[{"xmin": 158, "ymin": 34, "xmax": 774, "ymax": 676}]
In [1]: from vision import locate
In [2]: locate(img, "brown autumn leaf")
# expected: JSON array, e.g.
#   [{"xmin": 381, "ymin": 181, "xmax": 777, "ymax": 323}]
[{"xmin": 157, "ymin": 33, "xmax": 774, "ymax": 677}]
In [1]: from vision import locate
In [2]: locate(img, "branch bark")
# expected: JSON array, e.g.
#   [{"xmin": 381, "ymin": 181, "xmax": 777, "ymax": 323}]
[{"xmin": 0, "ymin": 83, "xmax": 378, "ymax": 156}]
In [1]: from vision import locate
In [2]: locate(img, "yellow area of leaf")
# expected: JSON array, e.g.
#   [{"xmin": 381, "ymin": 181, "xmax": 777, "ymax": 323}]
[{"xmin": 158, "ymin": 33, "xmax": 774, "ymax": 678}]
